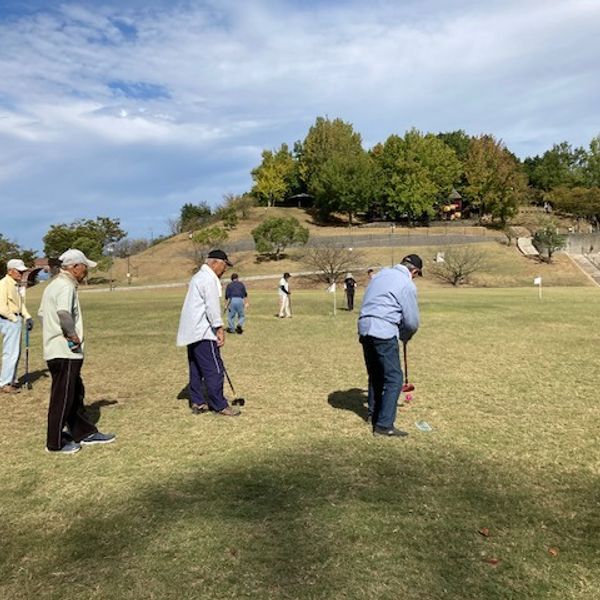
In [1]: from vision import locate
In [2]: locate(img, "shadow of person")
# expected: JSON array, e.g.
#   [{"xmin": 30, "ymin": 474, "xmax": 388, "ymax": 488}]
[
  {"xmin": 327, "ymin": 388, "xmax": 368, "ymax": 421},
  {"xmin": 177, "ymin": 385, "xmax": 190, "ymax": 401},
  {"xmin": 84, "ymin": 399, "xmax": 119, "ymax": 424},
  {"xmin": 19, "ymin": 368, "xmax": 49, "ymax": 386}
]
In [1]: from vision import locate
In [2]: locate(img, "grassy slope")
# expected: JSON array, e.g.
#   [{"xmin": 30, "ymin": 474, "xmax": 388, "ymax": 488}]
[
  {"xmin": 1, "ymin": 285, "xmax": 599, "ymax": 599},
  {"xmin": 100, "ymin": 206, "xmax": 592, "ymax": 288}
]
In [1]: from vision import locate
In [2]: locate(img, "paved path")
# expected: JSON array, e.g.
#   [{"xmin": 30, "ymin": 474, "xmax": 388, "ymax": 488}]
[{"xmin": 566, "ymin": 253, "xmax": 600, "ymax": 287}]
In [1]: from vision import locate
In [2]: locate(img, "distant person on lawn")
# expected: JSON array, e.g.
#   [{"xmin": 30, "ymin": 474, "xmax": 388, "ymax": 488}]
[
  {"xmin": 38, "ymin": 249, "xmax": 116, "ymax": 454},
  {"xmin": 358, "ymin": 254, "xmax": 422, "ymax": 438},
  {"xmin": 225, "ymin": 273, "xmax": 248, "ymax": 334},
  {"xmin": 177, "ymin": 249, "xmax": 240, "ymax": 417},
  {"xmin": 278, "ymin": 272, "xmax": 292, "ymax": 318},
  {"xmin": 0, "ymin": 259, "xmax": 33, "ymax": 393},
  {"xmin": 344, "ymin": 272, "xmax": 357, "ymax": 311}
]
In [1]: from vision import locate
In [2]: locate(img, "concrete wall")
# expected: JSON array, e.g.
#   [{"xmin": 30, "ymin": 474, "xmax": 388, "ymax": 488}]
[{"xmin": 566, "ymin": 233, "xmax": 600, "ymax": 255}]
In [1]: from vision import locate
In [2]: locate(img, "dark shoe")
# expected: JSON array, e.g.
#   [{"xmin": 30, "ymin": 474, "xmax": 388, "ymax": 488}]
[
  {"xmin": 226, "ymin": 328, "xmax": 235, "ymax": 333},
  {"xmin": 80, "ymin": 432, "xmax": 116, "ymax": 445},
  {"xmin": 373, "ymin": 426, "xmax": 409, "ymax": 438},
  {"xmin": 236, "ymin": 325, "xmax": 243, "ymax": 334},
  {"xmin": 46, "ymin": 441, "xmax": 81, "ymax": 454},
  {"xmin": 191, "ymin": 403, "xmax": 210, "ymax": 415},
  {"xmin": 216, "ymin": 406, "xmax": 241, "ymax": 417}
]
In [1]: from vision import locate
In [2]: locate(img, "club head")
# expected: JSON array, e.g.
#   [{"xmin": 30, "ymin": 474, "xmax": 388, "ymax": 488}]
[
  {"xmin": 27, "ymin": 383, "xmax": 33, "ymax": 390},
  {"xmin": 231, "ymin": 397, "xmax": 245, "ymax": 407},
  {"xmin": 402, "ymin": 383, "xmax": 415, "ymax": 393}
]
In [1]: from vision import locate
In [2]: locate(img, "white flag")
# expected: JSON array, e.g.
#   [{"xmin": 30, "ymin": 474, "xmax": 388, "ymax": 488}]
[
  {"xmin": 533, "ymin": 277, "xmax": 542, "ymax": 285},
  {"xmin": 327, "ymin": 282, "xmax": 336, "ymax": 293}
]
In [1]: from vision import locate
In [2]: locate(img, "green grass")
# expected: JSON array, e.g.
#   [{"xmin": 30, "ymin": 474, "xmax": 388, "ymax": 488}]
[{"xmin": 1, "ymin": 286, "xmax": 599, "ymax": 599}]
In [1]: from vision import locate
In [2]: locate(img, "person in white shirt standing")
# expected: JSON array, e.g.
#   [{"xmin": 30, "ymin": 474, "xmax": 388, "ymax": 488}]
[
  {"xmin": 176, "ymin": 249, "xmax": 240, "ymax": 416},
  {"xmin": 278, "ymin": 272, "xmax": 292, "ymax": 318}
]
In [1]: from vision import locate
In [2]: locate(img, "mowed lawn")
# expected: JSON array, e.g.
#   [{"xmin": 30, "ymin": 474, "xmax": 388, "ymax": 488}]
[{"xmin": 1, "ymin": 285, "xmax": 599, "ymax": 600}]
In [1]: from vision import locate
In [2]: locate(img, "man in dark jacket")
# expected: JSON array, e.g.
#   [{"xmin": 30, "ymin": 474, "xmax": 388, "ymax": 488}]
[{"xmin": 225, "ymin": 273, "xmax": 248, "ymax": 334}]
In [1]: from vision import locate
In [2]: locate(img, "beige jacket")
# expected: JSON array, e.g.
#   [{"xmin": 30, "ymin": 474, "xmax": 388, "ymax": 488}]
[{"xmin": 0, "ymin": 274, "xmax": 31, "ymax": 322}]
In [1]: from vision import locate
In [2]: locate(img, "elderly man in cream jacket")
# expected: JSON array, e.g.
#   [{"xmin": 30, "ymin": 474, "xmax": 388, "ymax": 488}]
[
  {"xmin": 0, "ymin": 259, "xmax": 33, "ymax": 393},
  {"xmin": 177, "ymin": 249, "xmax": 240, "ymax": 417}
]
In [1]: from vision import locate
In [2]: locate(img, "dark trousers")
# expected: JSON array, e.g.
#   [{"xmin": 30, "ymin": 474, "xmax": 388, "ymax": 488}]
[
  {"xmin": 360, "ymin": 335, "xmax": 403, "ymax": 429},
  {"xmin": 346, "ymin": 290, "xmax": 355, "ymax": 311},
  {"xmin": 47, "ymin": 358, "xmax": 97, "ymax": 451},
  {"xmin": 187, "ymin": 340, "xmax": 228, "ymax": 412}
]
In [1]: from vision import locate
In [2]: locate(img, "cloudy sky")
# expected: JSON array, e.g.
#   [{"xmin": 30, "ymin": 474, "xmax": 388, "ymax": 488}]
[{"xmin": 1, "ymin": 0, "xmax": 599, "ymax": 250}]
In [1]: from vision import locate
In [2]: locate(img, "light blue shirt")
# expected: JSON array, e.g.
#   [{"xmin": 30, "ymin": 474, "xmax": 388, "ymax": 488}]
[
  {"xmin": 358, "ymin": 264, "xmax": 420, "ymax": 341},
  {"xmin": 176, "ymin": 264, "xmax": 223, "ymax": 346}
]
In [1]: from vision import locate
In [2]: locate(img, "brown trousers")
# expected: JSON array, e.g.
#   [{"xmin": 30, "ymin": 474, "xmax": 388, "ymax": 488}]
[{"xmin": 46, "ymin": 358, "xmax": 97, "ymax": 451}]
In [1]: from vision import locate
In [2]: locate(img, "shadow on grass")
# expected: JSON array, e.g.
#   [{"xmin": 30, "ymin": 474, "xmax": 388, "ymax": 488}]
[
  {"xmin": 4, "ymin": 445, "xmax": 598, "ymax": 599},
  {"xmin": 84, "ymin": 399, "xmax": 119, "ymax": 424},
  {"xmin": 328, "ymin": 388, "xmax": 369, "ymax": 421},
  {"xmin": 18, "ymin": 368, "xmax": 49, "ymax": 386},
  {"xmin": 49, "ymin": 446, "xmax": 600, "ymax": 598}
]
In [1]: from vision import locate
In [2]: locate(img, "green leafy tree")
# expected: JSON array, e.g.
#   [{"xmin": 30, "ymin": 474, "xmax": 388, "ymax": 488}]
[
  {"xmin": 464, "ymin": 135, "xmax": 528, "ymax": 226},
  {"xmin": 180, "ymin": 202, "xmax": 212, "ymax": 231},
  {"xmin": 546, "ymin": 186, "xmax": 600, "ymax": 230},
  {"xmin": 583, "ymin": 134, "xmax": 600, "ymax": 187},
  {"xmin": 220, "ymin": 207, "xmax": 239, "ymax": 230},
  {"xmin": 251, "ymin": 216, "xmax": 309, "ymax": 260},
  {"xmin": 251, "ymin": 144, "xmax": 297, "ymax": 207},
  {"xmin": 373, "ymin": 129, "xmax": 462, "ymax": 223},
  {"xmin": 190, "ymin": 226, "xmax": 229, "ymax": 268},
  {"xmin": 532, "ymin": 220, "xmax": 566, "ymax": 262},
  {"xmin": 310, "ymin": 150, "xmax": 379, "ymax": 224},
  {"xmin": 436, "ymin": 130, "xmax": 472, "ymax": 162},
  {"xmin": 299, "ymin": 117, "xmax": 365, "ymax": 219},
  {"xmin": 43, "ymin": 217, "xmax": 126, "ymax": 261},
  {"xmin": 524, "ymin": 142, "xmax": 586, "ymax": 191}
]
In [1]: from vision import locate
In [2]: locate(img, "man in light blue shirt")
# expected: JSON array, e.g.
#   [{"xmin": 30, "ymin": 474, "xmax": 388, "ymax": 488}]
[{"xmin": 358, "ymin": 254, "xmax": 422, "ymax": 438}]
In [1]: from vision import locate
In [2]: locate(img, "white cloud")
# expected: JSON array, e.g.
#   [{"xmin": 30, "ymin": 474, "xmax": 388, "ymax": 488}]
[{"xmin": 0, "ymin": 0, "xmax": 599, "ymax": 248}]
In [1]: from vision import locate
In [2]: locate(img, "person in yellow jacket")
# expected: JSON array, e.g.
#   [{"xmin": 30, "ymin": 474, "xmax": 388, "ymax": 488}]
[{"xmin": 0, "ymin": 259, "xmax": 33, "ymax": 393}]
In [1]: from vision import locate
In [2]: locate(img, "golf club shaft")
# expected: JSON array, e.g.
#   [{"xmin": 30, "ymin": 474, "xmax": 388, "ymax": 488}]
[{"xmin": 223, "ymin": 365, "xmax": 236, "ymax": 396}]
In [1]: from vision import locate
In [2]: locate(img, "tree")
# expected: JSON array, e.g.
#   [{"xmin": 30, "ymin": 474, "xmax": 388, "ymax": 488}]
[
  {"xmin": 310, "ymin": 150, "xmax": 379, "ymax": 224},
  {"xmin": 190, "ymin": 226, "xmax": 229, "ymax": 268},
  {"xmin": 302, "ymin": 242, "xmax": 363, "ymax": 285},
  {"xmin": 251, "ymin": 216, "xmax": 309, "ymax": 260},
  {"xmin": 532, "ymin": 220, "xmax": 566, "ymax": 262},
  {"xmin": 180, "ymin": 202, "xmax": 212, "ymax": 232},
  {"xmin": 251, "ymin": 144, "xmax": 297, "ymax": 207},
  {"xmin": 299, "ymin": 117, "xmax": 365, "ymax": 219},
  {"xmin": 112, "ymin": 238, "xmax": 150, "ymax": 258},
  {"xmin": 43, "ymin": 217, "xmax": 126, "ymax": 261},
  {"xmin": 373, "ymin": 129, "xmax": 462, "ymax": 223},
  {"xmin": 583, "ymin": 134, "xmax": 600, "ymax": 187},
  {"xmin": 464, "ymin": 135, "xmax": 528, "ymax": 226},
  {"xmin": 545, "ymin": 186, "xmax": 600, "ymax": 231},
  {"xmin": 436, "ymin": 130, "xmax": 472, "ymax": 162},
  {"xmin": 524, "ymin": 142, "xmax": 586, "ymax": 191},
  {"xmin": 430, "ymin": 246, "xmax": 488, "ymax": 286},
  {"xmin": 220, "ymin": 207, "xmax": 239, "ymax": 230}
]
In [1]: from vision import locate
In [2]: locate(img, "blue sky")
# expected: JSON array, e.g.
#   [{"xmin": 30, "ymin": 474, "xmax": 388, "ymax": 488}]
[{"xmin": 1, "ymin": 0, "xmax": 599, "ymax": 250}]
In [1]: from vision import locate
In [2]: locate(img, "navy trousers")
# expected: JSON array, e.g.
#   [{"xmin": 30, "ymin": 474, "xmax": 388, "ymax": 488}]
[
  {"xmin": 360, "ymin": 335, "xmax": 404, "ymax": 430},
  {"xmin": 187, "ymin": 340, "xmax": 228, "ymax": 411}
]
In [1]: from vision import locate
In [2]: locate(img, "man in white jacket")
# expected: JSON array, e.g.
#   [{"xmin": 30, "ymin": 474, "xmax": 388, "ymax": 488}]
[{"xmin": 176, "ymin": 250, "xmax": 240, "ymax": 416}]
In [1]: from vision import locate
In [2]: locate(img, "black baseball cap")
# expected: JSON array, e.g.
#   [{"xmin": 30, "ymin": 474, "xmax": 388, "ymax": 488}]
[
  {"xmin": 402, "ymin": 254, "xmax": 423, "ymax": 276},
  {"xmin": 207, "ymin": 249, "xmax": 233, "ymax": 266}
]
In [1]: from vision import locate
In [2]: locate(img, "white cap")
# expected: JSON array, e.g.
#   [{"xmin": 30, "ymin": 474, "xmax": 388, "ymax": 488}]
[
  {"xmin": 6, "ymin": 259, "xmax": 27, "ymax": 272},
  {"xmin": 346, "ymin": 272, "xmax": 353, "ymax": 279},
  {"xmin": 59, "ymin": 249, "xmax": 98, "ymax": 268}
]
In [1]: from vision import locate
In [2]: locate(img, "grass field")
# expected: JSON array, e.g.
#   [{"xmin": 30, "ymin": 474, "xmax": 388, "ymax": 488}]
[{"xmin": 1, "ymin": 285, "xmax": 599, "ymax": 599}]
